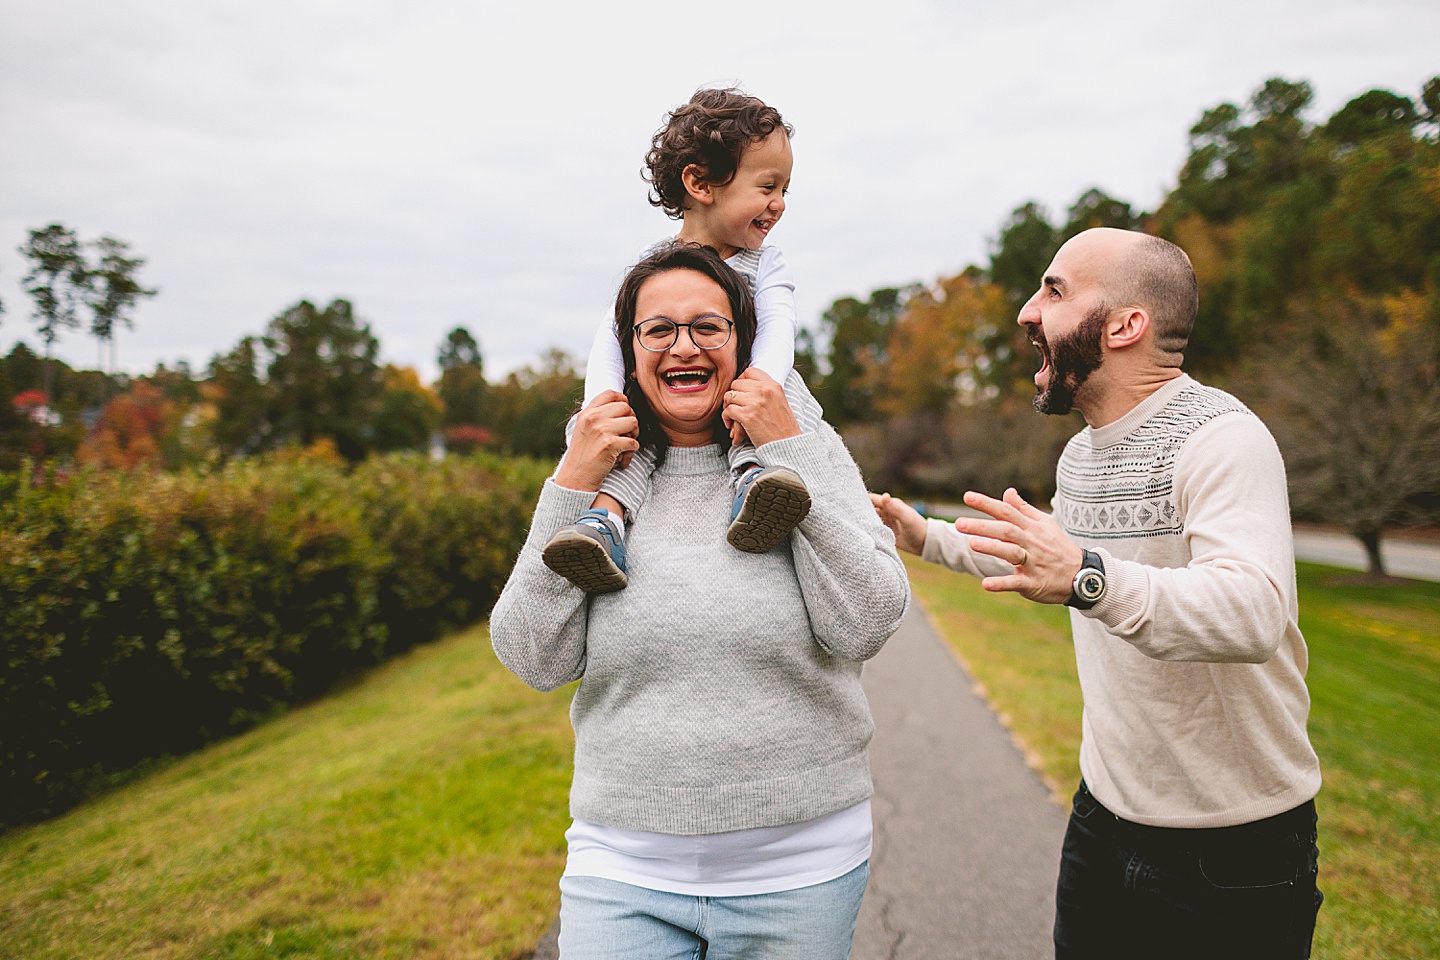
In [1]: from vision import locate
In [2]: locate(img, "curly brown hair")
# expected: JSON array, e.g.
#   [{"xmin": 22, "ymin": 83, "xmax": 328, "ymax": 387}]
[{"xmin": 643, "ymin": 87, "xmax": 793, "ymax": 220}]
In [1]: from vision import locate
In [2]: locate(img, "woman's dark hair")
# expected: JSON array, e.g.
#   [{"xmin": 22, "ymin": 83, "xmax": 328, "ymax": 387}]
[
  {"xmin": 614, "ymin": 243, "xmax": 757, "ymax": 464},
  {"xmin": 644, "ymin": 87, "xmax": 793, "ymax": 220}
]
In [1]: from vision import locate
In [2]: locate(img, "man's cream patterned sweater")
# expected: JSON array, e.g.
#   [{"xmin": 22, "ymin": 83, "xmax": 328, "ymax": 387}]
[{"xmin": 925, "ymin": 375, "xmax": 1321, "ymax": 828}]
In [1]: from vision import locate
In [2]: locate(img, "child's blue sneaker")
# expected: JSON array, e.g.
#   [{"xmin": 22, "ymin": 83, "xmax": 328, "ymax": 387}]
[
  {"xmin": 542, "ymin": 509, "xmax": 628, "ymax": 593},
  {"xmin": 727, "ymin": 466, "xmax": 811, "ymax": 553}
]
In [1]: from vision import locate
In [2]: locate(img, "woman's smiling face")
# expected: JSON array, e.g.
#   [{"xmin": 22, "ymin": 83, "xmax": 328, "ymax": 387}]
[{"xmin": 632, "ymin": 267, "xmax": 739, "ymax": 446}]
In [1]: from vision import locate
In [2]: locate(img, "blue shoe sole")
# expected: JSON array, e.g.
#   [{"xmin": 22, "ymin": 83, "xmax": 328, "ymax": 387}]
[
  {"xmin": 727, "ymin": 469, "xmax": 812, "ymax": 553},
  {"xmin": 542, "ymin": 528, "xmax": 628, "ymax": 593}
]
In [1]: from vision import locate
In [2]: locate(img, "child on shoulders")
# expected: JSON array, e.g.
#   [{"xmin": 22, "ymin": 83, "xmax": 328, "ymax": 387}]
[{"xmin": 543, "ymin": 87, "xmax": 824, "ymax": 593}]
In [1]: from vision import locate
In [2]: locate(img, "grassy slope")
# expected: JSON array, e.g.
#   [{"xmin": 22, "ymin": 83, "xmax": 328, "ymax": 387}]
[
  {"xmin": 904, "ymin": 554, "xmax": 1440, "ymax": 959},
  {"xmin": 0, "ymin": 625, "xmax": 573, "ymax": 960},
  {"xmin": 4, "ymin": 562, "xmax": 1433, "ymax": 958}
]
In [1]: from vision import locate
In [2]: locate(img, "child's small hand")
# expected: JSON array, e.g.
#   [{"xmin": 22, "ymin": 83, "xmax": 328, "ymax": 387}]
[
  {"xmin": 724, "ymin": 370, "xmax": 800, "ymax": 447},
  {"xmin": 616, "ymin": 420, "xmax": 640, "ymax": 470},
  {"xmin": 720, "ymin": 405, "xmax": 748, "ymax": 446},
  {"xmin": 869, "ymin": 492, "xmax": 927, "ymax": 555}
]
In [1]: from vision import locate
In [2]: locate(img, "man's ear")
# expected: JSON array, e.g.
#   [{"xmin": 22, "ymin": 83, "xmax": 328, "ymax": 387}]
[
  {"xmin": 680, "ymin": 164, "xmax": 714, "ymax": 207},
  {"xmin": 1106, "ymin": 306, "xmax": 1150, "ymax": 350}
]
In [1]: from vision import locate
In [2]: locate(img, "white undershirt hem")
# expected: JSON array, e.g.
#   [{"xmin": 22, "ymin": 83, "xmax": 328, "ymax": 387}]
[{"xmin": 562, "ymin": 799, "xmax": 873, "ymax": 897}]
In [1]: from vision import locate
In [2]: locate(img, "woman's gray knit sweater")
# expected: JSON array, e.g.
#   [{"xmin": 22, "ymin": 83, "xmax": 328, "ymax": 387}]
[{"xmin": 490, "ymin": 424, "xmax": 910, "ymax": 835}]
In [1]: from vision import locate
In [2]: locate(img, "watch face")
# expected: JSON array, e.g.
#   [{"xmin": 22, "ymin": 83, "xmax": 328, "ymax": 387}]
[{"xmin": 1076, "ymin": 570, "xmax": 1106, "ymax": 603}]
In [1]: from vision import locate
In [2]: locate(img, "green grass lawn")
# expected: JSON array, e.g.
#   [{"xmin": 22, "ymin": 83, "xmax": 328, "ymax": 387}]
[
  {"xmin": 0, "ymin": 624, "xmax": 574, "ymax": 960},
  {"xmin": 904, "ymin": 554, "xmax": 1440, "ymax": 959},
  {"xmin": 5, "ymin": 563, "xmax": 1434, "ymax": 959}
]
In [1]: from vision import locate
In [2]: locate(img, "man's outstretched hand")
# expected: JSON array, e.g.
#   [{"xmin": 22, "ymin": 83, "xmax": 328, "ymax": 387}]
[{"xmin": 955, "ymin": 488, "xmax": 1084, "ymax": 604}]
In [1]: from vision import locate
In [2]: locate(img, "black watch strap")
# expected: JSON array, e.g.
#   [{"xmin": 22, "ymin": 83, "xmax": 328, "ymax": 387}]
[{"xmin": 1066, "ymin": 549, "xmax": 1106, "ymax": 610}]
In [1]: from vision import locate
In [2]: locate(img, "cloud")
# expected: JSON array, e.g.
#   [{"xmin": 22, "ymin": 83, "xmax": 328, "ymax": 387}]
[{"xmin": 1, "ymin": 0, "xmax": 1437, "ymax": 381}]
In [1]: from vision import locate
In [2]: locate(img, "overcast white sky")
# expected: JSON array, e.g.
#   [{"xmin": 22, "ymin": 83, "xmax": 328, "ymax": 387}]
[{"xmin": 2, "ymin": 1, "xmax": 1437, "ymax": 382}]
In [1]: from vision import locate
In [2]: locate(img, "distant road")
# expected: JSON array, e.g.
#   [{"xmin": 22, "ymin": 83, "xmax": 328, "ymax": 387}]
[
  {"xmin": 1289, "ymin": 528, "xmax": 1440, "ymax": 582},
  {"xmin": 917, "ymin": 503, "xmax": 1440, "ymax": 583}
]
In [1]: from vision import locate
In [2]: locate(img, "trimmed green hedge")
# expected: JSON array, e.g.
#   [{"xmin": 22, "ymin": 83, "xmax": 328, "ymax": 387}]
[{"xmin": 0, "ymin": 452, "xmax": 549, "ymax": 827}]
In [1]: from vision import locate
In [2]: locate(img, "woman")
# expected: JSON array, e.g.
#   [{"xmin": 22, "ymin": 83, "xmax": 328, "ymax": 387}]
[{"xmin": 490, "ymin": 243, "xmax": 909, "ymax": 958}]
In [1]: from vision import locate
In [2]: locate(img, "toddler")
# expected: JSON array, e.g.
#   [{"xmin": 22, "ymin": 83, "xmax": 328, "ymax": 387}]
[{"xmin": 543, "ymin": 87, "xmax": 825, "ymax": 593}]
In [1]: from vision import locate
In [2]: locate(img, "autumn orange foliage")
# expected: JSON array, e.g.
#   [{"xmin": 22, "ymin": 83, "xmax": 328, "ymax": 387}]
[
  {"xmin": 78, "ymin": 382, "xmax": 172, "ymax": 469},
  {"xmin": 874, "ymin": 272, "xmax": 1013, "ymax": 418}
]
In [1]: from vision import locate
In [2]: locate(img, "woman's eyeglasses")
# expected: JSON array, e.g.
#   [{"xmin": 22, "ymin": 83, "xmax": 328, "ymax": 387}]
[{"xmin": 634, "ymin": 316, "xmax": 734, "ymax": 352}]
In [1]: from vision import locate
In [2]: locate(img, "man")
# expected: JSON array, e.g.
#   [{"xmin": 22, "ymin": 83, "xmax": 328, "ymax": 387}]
[{"xmin": 874, "ymin": 228, "xmax": 1322, "ymax": 959}]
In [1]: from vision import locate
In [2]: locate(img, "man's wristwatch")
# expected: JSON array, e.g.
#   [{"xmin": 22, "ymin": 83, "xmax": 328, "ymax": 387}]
[{"xmin": 1066, "ymin": 549, "xmax": 1107, "ymax": 609}]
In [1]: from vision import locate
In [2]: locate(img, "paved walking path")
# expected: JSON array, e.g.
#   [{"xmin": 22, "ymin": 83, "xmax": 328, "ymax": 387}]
[{"xmin": 853, "ymin": 602, "xmax": 1067, "ymax": 960}]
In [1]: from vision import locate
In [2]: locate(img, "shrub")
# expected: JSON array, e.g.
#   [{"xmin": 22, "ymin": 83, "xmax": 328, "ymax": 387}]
[{"xmin": 0, "ymin": 451, "xmax": 549, "ymax": 827}]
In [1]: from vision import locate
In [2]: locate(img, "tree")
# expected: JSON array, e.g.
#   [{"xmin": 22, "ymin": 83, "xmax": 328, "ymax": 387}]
[
  {"xmin": 207, "ymin": 336, "xmax": 271, "ymax": 457},
  {"xmin": 439, "ymin": 364, "xmax": 487, "ymax": 433},
  {"xmin": 18, "ymin": 224, "xmax": 87, "ymax": 402},
  {"xmin": 1061, "ymin": 188, "xmax": 1139, "ymax": 240},
  {"xmin": 1249, "ymin": 292, "xmax": 1440, "ymax": 575},
  {"xmin": 1421, "ymin": 76, "xmax": 1440, "ymax": 131},
  {"xmin": 810, "ymin": 287, "xmax": 910, "ymax": 427},
  {"xmin": 263, "ymin": 299, "xmax": 384, "ymax": 460},
  {"xmin": 793, "ymin": 327, "xmax": 821, "ymax": 386},
  {"xmin": 875, "ymin": 269, "xmax": 1013, "ymax": 418},
  {"xmin": 1165, "ymin": 78, "xmax": 1314, "ymax": 226},
  {"xmin": 83, "ymin": 236, "xmax": 157, "ymax": 382},
  {"xmin": 987, "ymin": 202, "xmax": 1059, "ymax": 305},
  {"xmin": 437, "ymin": 326, "xmax": 488, "ymax": 431},
  {"xmin": 1310, "ymin": 130, "xmax": 1440, "ymax": 295},
  {"xmin": 1323, "ymin": 89, "xmax": 1419, "ymax": 147},
  {"xmin": 484, "ymin": 349, "xmax": 583, "ymax": 458},
  {"xmin": 3, "ymin": 341, "xmax": 44, "ymax": 395},
  {"xmin": 77, "ymin": 381, "xmax": 172, "ymax": 469},
  {"xmin": 438, "ymin": 326, "xmax": 483, "ymax": 372},
  {"xmin": 1151, "ymin": 76, "xmax": 1440, "ymax": 373},
  {"xmin": 372, "ymin": 365, "xmax": 443, "ymax": 453}
]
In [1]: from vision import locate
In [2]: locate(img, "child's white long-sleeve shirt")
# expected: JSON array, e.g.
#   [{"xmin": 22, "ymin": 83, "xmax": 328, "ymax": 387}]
[{"xmin": 583, "ymin": 245, "xmax": 798, "ymax": 407}]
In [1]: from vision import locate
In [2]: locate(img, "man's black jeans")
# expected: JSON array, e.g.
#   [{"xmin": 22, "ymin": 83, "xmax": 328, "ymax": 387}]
[{"xmin": 1054, "ymin": 781, "xmax": 1322, "ymax": 959}]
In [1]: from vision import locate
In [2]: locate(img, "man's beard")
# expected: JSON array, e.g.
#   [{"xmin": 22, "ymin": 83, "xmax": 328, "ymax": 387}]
[{"xmin": 1031, "ymin": 306, "xmax": 1107, "ymax": 416}]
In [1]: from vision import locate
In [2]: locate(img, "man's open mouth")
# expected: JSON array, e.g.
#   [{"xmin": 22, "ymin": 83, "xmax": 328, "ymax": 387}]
[
  {"xmin": 1029, "ymin": 333, "xmax": 1051, "ymax": 380},
  {"xmin": 662, "ymin": 368, "xmax": 713, "ymax": 392}
]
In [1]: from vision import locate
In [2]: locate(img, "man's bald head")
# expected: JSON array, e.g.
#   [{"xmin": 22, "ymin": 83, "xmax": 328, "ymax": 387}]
[{"xmin": 1061, "ymin": 228, "xmax": 1199, "ymax": 364}]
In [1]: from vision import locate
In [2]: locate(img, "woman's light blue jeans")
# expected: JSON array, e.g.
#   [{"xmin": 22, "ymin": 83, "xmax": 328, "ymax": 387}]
[{"xmin": 557, "ymin": 861, "xmax": 869, "ymax": 959}]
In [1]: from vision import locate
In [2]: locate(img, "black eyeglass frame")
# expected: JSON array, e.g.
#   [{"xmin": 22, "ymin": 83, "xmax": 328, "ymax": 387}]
[{"xmin": 632, "ymin": 316, "xmax": 736, "ymax": 353}]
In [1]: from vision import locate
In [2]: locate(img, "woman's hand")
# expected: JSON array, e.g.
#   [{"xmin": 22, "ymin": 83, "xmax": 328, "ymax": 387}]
[
  {"xmin": 723, "ymin": 369, "xmax": 801, "ymax": 448},
  {"xmin": 553, "ymin": 390, "xmax": 640, "ymax": 492}
]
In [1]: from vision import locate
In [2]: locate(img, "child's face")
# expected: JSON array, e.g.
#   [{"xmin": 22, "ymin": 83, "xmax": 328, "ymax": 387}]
[{"xmin": 696, "ymin": 130, "xmax": 792, "ymax": 257}]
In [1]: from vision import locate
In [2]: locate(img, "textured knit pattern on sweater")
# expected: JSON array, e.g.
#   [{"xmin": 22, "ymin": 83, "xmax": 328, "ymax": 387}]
[
  {"xmin": 1058, "ymin": 375, "xmax": 1321, "ymax": 827},
  {"xmin": 1053, "ymin": 385, "xmax": 1249, "ymax": 541},
  {"xmin": 490, "ymin": 424, "xmax": 910, "ymax": 835}
]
